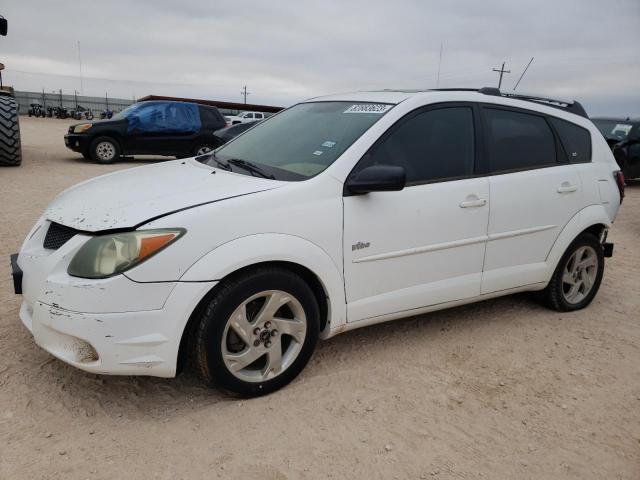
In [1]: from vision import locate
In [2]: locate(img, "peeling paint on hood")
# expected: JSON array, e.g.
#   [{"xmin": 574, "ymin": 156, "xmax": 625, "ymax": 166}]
[{"xmin": 45, "ymin": 158, "xmax": 283, "ymax": 232}]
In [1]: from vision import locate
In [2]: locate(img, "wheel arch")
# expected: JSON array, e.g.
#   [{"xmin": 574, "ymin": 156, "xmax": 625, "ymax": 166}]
[
  {"xmin": 175, "ymin": 234, "xmax": 346, "ymax": 373},
  {"xmin": 545, "ymin": 204, "xmax": 611, "ymax": 279},
  {"xmin": 176, "ymin": 259, "xmax": 332, "ymax": 374}
]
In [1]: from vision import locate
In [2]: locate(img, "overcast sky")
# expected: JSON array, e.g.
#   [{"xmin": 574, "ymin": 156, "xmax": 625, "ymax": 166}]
[{"xmin": 2, "ymin": 0, "xmax": 639, "ymax": 115}]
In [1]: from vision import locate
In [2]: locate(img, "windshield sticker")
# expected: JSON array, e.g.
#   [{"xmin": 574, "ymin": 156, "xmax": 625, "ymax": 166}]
[
  {"xmin": 322, "ymin": 141, "xmax": 336, "ymax": 148},
  {"xmin": 344, "ymin": 104, "xmax": 392, "ymax": 114},
  {"xmin": 313, "ymin": 150, "xmax": 323, "ymax": 156}
]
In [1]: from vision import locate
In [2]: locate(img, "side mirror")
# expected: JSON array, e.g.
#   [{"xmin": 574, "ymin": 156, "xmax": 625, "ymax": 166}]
[
  {"xmin": 0, "ymin": 18, "xmax": 7, "ymax": 37},
  {"xmin": 345, "ymin": 165, "xmax": 406, "ymax": 194}
]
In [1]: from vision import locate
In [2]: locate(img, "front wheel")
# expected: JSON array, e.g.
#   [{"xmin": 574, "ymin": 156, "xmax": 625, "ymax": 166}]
[
  {"xmin": 192, "ymin": 267, "xmax": 320, "ymax": 397},
  {"xmin": 542, "ymin": 233, "xmax": 604, "ymax": 311},
  {"xmin": 89, "ymin": 136, "xmax": 120, "ymax": 164}
]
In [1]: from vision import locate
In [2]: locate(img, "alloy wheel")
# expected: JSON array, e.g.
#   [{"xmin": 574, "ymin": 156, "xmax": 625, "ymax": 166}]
[
  {"xmin": 221, "ymin": 290, "xmax": 307, "ymax": 383},
  {"xmin": 561, "ymin": 245, "xmax": 598, "ymax": 304}
]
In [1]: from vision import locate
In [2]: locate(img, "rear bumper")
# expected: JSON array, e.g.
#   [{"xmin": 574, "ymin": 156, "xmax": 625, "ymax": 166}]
[{"xmin": 10, "ymin": 253, "xmax": 22, "ymax": 294}]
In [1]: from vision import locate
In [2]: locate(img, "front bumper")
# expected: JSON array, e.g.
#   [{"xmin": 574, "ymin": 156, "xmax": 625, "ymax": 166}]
[
  {"xmin": 18, "ymin": 280, "xmax": 215, "ymax": 377},
  {"xmin": 64, "ymin": 133, "xmax": 91, "ymax": 153},
  {"xmin": 13, "ymin": 220, "xmax": 217, "ymax": 377}
]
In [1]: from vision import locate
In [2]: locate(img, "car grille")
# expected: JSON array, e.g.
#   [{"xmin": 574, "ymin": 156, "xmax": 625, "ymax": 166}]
[{"xmin": 43, "ymin": 222, "xmax": 78, "ymax": 250}]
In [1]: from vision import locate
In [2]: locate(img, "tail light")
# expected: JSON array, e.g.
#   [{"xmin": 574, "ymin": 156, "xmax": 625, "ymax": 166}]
[{"xmin": 614, "ymin": 170, "xmax": 625, "ymax": 204}]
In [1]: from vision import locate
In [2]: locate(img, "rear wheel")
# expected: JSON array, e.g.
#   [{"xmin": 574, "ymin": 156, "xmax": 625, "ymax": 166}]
[
  {"xmin": 192, "ymin": 267, "xmax": 320, "ymax": 397},
  {"xmin": 542, "ymin": 233, "xmax": 604, "ymax": 311},
  {"xmin": 0, "ymin": 95, "xmax": 22, "ymax": 166},
  {"xmin": 192, "ymin": 143, "xmax": 217, "ymax": 157},
  {"xmin": 90, "ymin": 136, "xmax": 120, "ymax": 164}
]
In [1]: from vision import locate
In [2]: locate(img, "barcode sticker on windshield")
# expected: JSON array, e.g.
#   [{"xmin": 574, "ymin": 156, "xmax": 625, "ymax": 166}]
[{"xmin": 344, "ymin": 104, "xmax": 392, "ymax": 114}]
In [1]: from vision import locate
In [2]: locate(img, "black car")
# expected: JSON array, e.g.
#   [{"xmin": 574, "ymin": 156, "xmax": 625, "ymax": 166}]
[
  {"xmin": 64, "ymin": 100, "xmax": 226, "ymax": 163},
  {"xmin": 592, "ymin": 117, "xmax": 640, "ymax": 179},
  {"xmin": 213, "ymin": 120, "xmax": 260, "ymax": 145}
]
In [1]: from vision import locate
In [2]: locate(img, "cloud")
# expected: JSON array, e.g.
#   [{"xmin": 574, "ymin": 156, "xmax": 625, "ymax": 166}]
[{"xmin": 2, "ymin": 0, "xmax": 639, "ymax": 115}]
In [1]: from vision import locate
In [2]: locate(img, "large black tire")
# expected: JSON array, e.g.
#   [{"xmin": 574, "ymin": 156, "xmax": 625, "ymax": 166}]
[
  {"xmin": 0, "ymin": 95, "xmax": 22, "ymax": 166},
  {"xmin": 89, "ymin": 136, "xmax": 121, "ymax": 164},
  {"xmin": 542, "ymin": 233, "xmax": 604, "ymax": 311},
  {"xmin": 192, "ymin": 267, "xmax": 320, "ymax": 397},
  {"xmin": 191, "ymin": 142, "xmax": 218, "ymax": 157}
]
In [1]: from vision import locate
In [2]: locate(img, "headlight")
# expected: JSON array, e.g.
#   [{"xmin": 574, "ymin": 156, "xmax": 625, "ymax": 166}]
[
  {"xmin": 68, "ymin": 229, "xmax": 185, "ymax": 279},
  {"xmin": 73, "ymin": 123, "xmax": 92, "ymax": 133}
]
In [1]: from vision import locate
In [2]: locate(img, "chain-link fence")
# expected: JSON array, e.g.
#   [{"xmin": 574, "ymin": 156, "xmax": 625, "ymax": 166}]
[{"xmin": 14, "ymin": 91, "xmax": 133, "ymax": 115}]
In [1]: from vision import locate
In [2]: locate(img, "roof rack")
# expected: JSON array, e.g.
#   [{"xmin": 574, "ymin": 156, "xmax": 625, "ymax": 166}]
[{"xmin": 477, "ymin": 87, "xmax": 588, "ymax": 118}]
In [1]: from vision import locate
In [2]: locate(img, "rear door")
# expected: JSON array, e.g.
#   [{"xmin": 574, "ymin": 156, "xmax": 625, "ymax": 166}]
[{"xmin": 480, "ymin": 105, "xmax": 583, "ymax": 293}]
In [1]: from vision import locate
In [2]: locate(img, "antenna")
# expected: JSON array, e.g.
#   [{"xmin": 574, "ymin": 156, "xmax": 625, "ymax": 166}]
[{"xmin": 513, "ymin": 57, "xmax": 534, "ymax": 90}]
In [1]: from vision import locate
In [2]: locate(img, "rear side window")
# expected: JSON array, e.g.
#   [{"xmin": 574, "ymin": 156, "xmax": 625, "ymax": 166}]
[
  {"xmin": 358, "ymin": 106, "xmax": 475, "ymax": 184},
  {"xmin": 549, "ymin": 117, "xmax": 591, "ymax": 163},
  {"xmin": 484, "ymin": 108, "xmax": 556, "ymax": 173}
]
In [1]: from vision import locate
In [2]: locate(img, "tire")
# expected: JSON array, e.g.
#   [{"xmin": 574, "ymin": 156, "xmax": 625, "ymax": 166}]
[
  {"xmin": 89, "ymin": 136, "xmax": 120, "ymax": 164},
  {"xmin": 192, "ymin": 267, "xmax": 320, "ymax": 397},
  {"xmin": 0, "ymin": 95, "xmax": 22, "ymax": 166},
  {"xmin": 192, "ymin": 143, "xmax": 216, "ymax": 157},
  {"xmin": 542, "ymin": 233, "xmax": 604, "ymax": 311}
]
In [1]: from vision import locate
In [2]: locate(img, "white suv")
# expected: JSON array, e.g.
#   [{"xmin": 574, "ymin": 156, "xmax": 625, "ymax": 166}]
[{"xmin": 11, "ymin": 88, "xmax": 624, "ymax": 396}]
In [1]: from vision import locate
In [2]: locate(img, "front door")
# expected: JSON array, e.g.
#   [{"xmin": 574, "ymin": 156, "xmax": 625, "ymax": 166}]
[{"xmin": 343, "ymin": 104, "xmax": 490, "ymax": 323}]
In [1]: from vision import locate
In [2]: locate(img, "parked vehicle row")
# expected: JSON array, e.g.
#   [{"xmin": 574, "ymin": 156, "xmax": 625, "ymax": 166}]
[
  {"xmin": 592, "ymin": 117, "xmax": 640, "ymax": 179},
  {"xmin": 14, "ymin": 87, "xmax": 622, "ymax": 397}
]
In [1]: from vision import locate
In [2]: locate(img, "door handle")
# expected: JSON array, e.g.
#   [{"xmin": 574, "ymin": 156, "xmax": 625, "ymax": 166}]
[
  {"xmin": 459, "ymin": 198, "xmax": 487, "ymax": 208},
  {"xmin": 557, "ymin": 183, "xmax": 577, "ymax": 194}
]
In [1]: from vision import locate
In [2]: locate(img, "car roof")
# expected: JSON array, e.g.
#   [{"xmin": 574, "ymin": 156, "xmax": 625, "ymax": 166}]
[{"xmin": 305, "ymin": 87, "xmax": 590, "ymax": 120}]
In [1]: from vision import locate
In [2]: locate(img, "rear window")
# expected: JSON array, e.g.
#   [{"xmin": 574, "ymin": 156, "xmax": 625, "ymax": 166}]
[
  {"xmin": 549, "ymin": 117, "xmax": 591, "ymax": 163},
  {"xmin": 484, "ymin": 108, "xmax": 556, "ymax": 173}
]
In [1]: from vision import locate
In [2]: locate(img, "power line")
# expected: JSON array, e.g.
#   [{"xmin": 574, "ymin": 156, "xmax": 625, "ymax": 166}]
[{"xmin": 492, "ymin": 62, "xmax": 510, "ymax": 89}]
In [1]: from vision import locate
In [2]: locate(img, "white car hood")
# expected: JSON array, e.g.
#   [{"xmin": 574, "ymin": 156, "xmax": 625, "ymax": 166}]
[{"xmin": 45, "ymin": 158, "xmax": 282, "ymax": 232}]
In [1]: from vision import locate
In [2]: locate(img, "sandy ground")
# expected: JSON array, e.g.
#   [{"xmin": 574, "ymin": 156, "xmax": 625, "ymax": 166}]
[{"xmin": 0, "ymin": 116, "xmax": 639, "ymax": 480}]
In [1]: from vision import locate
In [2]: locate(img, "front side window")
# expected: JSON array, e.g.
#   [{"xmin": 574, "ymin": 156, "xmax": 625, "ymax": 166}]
[
  {"xmin": 485, "ymin": 108, "xmax": 556, "ymax": 173},
  {"xmin": 210, "ymin": 101, "xmax": 391, "ymax": 180},
  {"xmin": 126, "ymin": 102, "xmax": 201, "ymax": 134},
  {"xmin": 355, "ymin": 106, "xmax": 475, "ymax": 184},
  {"xmin": 550, "ymin": 117, "xmax": 591, "ymax": 163}
]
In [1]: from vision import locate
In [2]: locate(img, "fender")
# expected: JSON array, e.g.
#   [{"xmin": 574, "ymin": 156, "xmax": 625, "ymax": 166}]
[
  {"xmin": 545, "ymin": 204, "xmax": 612, "ymax": 277},
  {"xmin": 180, "ymin": 233, "xmax": 347, "ymax": 334}
]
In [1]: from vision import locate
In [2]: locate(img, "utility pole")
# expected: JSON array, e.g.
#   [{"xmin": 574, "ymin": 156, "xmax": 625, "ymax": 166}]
[
  {"xmin": 492, "ymin": 62, "xmax": 510, "ymax": 89},
  {"xmin": 241, "ymin": 85, "xmax": 251, "ymax": 104},
  {"xmin": 77, "ymin": 40, "xmax": 84, "ymax": 95},
  {"xmin": 436, "ymin": 43, "xmax": 443, "ymax": 88}
]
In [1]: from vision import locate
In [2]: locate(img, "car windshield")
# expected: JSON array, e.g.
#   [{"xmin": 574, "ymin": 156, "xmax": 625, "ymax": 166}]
[
  {"xmin": 209, "ymin": 101, "xmax": 393, "ymax": 180},
  {"xmin": 111, "ymin": 103, "xmax": 142, "ymax": 120},
  {"xmin": 592, "ymin": 119, "xmax": 633, "ymax": 141}
]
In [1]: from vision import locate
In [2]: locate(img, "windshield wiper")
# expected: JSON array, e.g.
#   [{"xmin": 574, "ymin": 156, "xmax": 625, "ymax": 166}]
[
  {"xmin": 196, "ymin": 150, "xmax": 232, "ymax": 171},
  {"xmin": 226, "ymin": 158, "xmax": 276, "ymax": 179}
]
